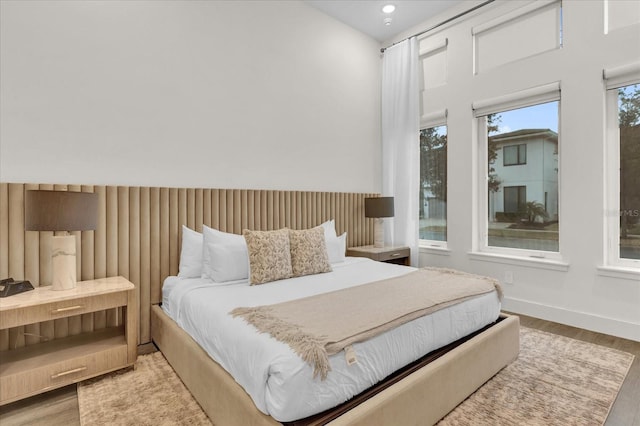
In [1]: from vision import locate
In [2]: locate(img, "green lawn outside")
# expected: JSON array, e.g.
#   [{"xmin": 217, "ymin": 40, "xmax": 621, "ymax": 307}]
[{"xmin": 419, "ymin": 224, "xmax": 639, "ymax": 247}]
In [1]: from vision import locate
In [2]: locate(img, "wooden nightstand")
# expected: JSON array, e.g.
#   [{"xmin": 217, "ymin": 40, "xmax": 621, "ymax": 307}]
[
  {"xmin": 346, "ymin": 245, "xmax": 411, "ymax": 266},
  {"xmin": 0, "ymin": 276, "xmax": 137, "ymax": 405}
]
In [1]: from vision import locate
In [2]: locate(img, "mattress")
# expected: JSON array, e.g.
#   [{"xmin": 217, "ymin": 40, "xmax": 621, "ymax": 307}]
[{"xmin": 162, "ymin": 257, "xmax": 501, "ymax": 422}]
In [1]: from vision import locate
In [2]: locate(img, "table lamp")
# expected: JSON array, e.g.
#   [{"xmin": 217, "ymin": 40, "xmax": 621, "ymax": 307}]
[
  {"xmin": 365, "ymin": 197, "xmax": 394, "ymax": 248},
  {"xmin": 25, "ymin": 190, "xmax": 98, "ymax": 291}
]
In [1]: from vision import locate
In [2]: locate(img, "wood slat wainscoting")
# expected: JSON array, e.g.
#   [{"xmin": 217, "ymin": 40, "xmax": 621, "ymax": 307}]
[{"xmin": 0, "ymin": 183, "xmax": 376, "ymax": 350}]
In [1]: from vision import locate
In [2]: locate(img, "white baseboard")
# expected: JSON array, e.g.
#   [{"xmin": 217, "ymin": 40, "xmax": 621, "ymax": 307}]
[{"xmin": 503, "ymin": 296, "xmax": 640, "ymax": 342}]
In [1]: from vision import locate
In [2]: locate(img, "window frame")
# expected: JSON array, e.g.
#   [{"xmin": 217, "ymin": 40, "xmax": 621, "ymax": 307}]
[
  {"xmin": 604, "ymin": 80, "xmax": 640, "ymax": 270},
  {"xmin": 419, "ymin": 110, "xmax": 448, "ymax": 249},
  {"xmin": 473, "ymin": 83, "xmax": 563, "ymax": 260}
]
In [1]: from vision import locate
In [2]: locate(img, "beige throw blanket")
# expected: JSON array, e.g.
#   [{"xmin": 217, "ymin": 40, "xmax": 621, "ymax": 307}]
[{"xmin": 231, "ymin": 267, "xmax": 502, "ymax": 380}]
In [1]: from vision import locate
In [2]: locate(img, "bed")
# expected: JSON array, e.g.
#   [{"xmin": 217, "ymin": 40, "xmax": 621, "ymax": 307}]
[
  {"xmin": 152, "ymin": 232, "xmax": 520, "ymax": 425},
  {"xmin": 1, "ymin": 183, "xmax": 519, "ymax": 424}
]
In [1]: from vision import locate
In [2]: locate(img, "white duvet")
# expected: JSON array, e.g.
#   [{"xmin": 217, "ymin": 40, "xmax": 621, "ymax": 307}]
[{"xmin": 162, "ymin": 257, "xmax": 501, "ymax": 422}]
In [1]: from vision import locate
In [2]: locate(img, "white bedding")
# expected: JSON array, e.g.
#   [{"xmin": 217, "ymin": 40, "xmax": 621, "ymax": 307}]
[{"xmin": 162, "ymin": 257, "xmax": 501, "ymax": 422}]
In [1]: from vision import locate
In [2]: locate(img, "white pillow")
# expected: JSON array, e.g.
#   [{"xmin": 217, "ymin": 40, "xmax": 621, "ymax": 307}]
[
  {"xmin": 201, "ymin": 225, "xmax": 249, "ymax": 282},
  {"xmin": 326, "ymin": 232, "xmax": 347, "ymax": 264},
  {"xmin": 320, "ymin": 219, "xmax": 337, "ymax": 240},
  {"xmin": 203, "ymin": 242, "xmax": 249, "ymax": 283},
  {"xmin": 178, "ymin": 225, "xmax": 203, "ymax": 278}
]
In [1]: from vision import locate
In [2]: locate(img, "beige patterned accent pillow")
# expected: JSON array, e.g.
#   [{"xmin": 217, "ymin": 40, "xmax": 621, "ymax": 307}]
[
  {"xmin": 243, "ymin": 228, "xmax": 293, "ymax": 285},
  {"xmin": 289, "ymin": 227, "xmax": 332, "ymax": 278}
]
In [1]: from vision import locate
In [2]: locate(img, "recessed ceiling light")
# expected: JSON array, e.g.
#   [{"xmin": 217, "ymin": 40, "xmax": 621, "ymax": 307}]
[{"xmin": 382, "ymin": 4, "xmax": 396, "ymax": 14}]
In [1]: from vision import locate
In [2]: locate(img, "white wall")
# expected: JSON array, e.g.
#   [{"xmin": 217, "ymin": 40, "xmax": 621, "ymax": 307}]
[
  {"xmin": 0, "ymin": 0, "xmax": 381, "ymax": 193},
  {"xmin": 391, "ymin": 0, "xmax": 640, "ymax": 341}
]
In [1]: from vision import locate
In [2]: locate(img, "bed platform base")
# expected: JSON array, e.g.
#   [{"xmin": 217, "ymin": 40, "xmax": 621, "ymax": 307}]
[{"xmin": 151, "ymin": 305, "xmax": 519, "ymax": 426}]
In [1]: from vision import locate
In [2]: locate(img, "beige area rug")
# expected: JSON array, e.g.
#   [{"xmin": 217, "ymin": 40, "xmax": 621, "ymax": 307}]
[
  {"xmin": 78, "ymin": 351, "xmax": 212, "ymax": 426},
  {"xmin": 438, "ymin": 327, "xmax": 634, "ymax": 425},
  {"xmin": 78, "ymin": 327, "xmax": 634, "ymax": 426}
]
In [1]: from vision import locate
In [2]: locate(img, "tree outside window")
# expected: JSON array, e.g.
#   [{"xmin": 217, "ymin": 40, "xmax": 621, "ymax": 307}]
[
  {"xmin": 419, "ymin": 126, "xmax": 447, "ymax": 242},
  {"xmin": 618, "ymin": 84, "xmax": 640, "ymax": 259}
]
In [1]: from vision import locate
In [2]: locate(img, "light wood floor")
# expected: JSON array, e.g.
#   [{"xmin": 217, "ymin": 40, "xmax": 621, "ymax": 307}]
[{"xmin": 1, "ymin": 317, "xmax": 638, "ymax": 426}]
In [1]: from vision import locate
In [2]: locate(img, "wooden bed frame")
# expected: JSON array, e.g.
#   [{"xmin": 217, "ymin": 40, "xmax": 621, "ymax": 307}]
[{"xmin": 151, "ymin": 305, "xmax": 520, "ymax": 425}]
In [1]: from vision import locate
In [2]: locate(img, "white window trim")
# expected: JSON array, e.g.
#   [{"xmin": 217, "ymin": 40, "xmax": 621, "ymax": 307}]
[
  {"xmin": 468, "ymin": 251, "xmax": 569, "ymax": 272},
  {"xmin": 603, "ymin": 76, "xmax": 640, "ymax": 271},
  {"xmin": 419, "ymin": 245, "xmax": 452, "ymax": 256},
  {"xmin": 418, "ymin": 37, "xmax": 448, "ymax": 57},
  {"xmin": 471, "ymin": 0, "xmax": 561, "ymax": 75},
  {"xmin": 604, "ymin": 61, "xmax": 640, "ymax": 90},
  {"xmin": 421, "ymin": 109, "xmax": 447, "ymax": 129},
  {"xmin": 419, "ymin": 115, "xmax": 448, "ymax": 249},
  {"xmin": 471, "ymin": 0, "xmax": 558, "ymax": 36},
  {"xmin": 473, "ymin": 84, "xmax": 564, "ymax": 262},
  {"xmin": 596, "ymin": 265, "xmax": 640, "ymax": 281},
  {"xmin": 472, "ymin": 82, "xmax": 560, "ymax": 117},
  {"xmin": 604, "ymin": 0, "xmax": 640, "ymax": 35}
]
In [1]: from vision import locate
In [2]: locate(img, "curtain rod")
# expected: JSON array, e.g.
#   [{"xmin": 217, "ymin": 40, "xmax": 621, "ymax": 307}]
[{"xmin": 380, "ymin": 0, "xmax": 495, "ymax": 53}]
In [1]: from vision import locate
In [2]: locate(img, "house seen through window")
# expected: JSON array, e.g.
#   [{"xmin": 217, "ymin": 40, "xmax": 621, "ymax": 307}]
[{"xmin": 484, "ymin": 101, "xmax": 559, "ymax": 252}]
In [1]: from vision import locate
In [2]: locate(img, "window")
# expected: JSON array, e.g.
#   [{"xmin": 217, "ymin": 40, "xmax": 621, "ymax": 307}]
[
  {"xmin": 474, "ymin": 82, "xmax": 560, "ymax": 257},
  {"xmin": 419, "ymin": 125, "xmax": 447, "ymax": 243},
  {"xmin": 503, "ymin": 144, "xmax": 527, "ymax": 166},
  {"xmin": 504, "ymin": 186, "xmax": 526, "ymax": 213},
  {"xmin": 485, "ymin": 102, "xmax": 559, "ymax": 253},
  {"xmin": 605, "ymin": 82, "xmax": 640, "ymax": 266},
  {"xmin": 472, "ymin": 0, "xmax": 561, "ymax": 74}
]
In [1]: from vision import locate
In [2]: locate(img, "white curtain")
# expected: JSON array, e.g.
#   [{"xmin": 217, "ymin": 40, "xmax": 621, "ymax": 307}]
[{"xmin": 381, "ymin": 37, "xmax": 420, "ymax": 267}]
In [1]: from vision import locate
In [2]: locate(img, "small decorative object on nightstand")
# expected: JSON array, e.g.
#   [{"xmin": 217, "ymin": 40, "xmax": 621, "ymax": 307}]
[{"xmin": 346, "ymin": 245, "xmax": 410, "ymax": 266}]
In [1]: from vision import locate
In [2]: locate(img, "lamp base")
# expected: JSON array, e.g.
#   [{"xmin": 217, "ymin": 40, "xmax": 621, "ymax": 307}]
[
  {"xmin": 373, "ymin": 218, "xmax": 384, "ymax": 248},
  {"xmin": 51, "ymin": 235, "xmax": 76, "ymax": 291}
]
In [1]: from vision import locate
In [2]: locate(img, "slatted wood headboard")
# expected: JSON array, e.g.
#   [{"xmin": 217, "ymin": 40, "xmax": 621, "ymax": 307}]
[{"xmin": 0, "ymin": 183, "xmax": 376, "ymax": 348}]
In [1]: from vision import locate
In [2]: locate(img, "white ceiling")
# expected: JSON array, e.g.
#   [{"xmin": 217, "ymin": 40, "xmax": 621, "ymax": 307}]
[{"xmin": 304, "ymin": 0, "xmax": 464, "ymax": 43}]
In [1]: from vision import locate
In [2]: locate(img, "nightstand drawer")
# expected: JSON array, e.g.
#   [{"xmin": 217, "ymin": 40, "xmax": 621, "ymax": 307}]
[
  {"xmin": 0, "ymin": 328, "xmax": 129, "ymax": 404},
  {"xmin": 377, "ymin": 248, "xmax": 410, "ymax": 262},
  {"xmin": 0, "ymin": 292, "xmax": 128, "ymax": 329},
  {"xmin": 0, "ymin": 345, "xmax": 128, "ymax": 404}
]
